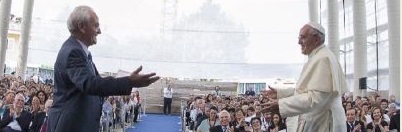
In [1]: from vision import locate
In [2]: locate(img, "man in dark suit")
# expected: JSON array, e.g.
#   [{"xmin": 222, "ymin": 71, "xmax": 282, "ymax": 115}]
[
  {"xmin": 245, "ymin": 86, "xmax": 255, "ymax": 97},
  {"xmin": 0, "ymin": 93, "xmax": 32, "ymax": 132},
  {"xmin": 210, "ymin": 110, "xmax": 240, "ymax": 132},
  {"xmin": 389, "ymin": 109, "xmax": 399, "ymax": 132},
  {"xmin": 346, "ymin": 108, "xmax": 366, "ymax": 132},
  {"xmin": 47, "ymin": 5, "xmax": 160, "ymax": 132}
]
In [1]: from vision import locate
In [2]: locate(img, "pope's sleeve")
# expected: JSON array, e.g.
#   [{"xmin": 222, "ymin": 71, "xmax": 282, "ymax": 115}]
[
  {"xmin": 277, "ymin": 88, "xmax": 295, "ymax": 99},
  {"xmin": 278, "ymin": 90, "xmax": 333, "ymax": 117}
]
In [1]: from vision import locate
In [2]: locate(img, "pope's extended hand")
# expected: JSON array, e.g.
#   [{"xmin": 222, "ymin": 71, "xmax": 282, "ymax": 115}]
[{"xmin": 260, "ymin": 86, "xmax": 277, "ymax": 99}]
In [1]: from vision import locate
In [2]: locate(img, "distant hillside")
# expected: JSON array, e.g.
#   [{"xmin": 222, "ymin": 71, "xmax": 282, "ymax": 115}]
[{"xmin": 137, "ymin": 79, "xmax": 238, "ymax": 114}]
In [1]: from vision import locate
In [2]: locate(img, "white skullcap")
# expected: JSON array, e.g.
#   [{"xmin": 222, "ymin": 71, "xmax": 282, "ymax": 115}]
[{"xmin": 306, "ymin": 21, "xmax": 325, "ymax": 35}]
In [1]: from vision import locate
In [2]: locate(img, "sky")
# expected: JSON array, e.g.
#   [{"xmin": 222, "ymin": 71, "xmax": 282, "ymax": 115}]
[
  {"xmin": 174, "ymin": 0, "xmax": 310, "ymax": 64},
  {"xmin": 10, "ymin": 0, "xmax": 309, "ymax": 64},
  {"xmin": 6, "ymin": 0, "xmax": 396, "ymax": 90},
  {"xmin": 4, "ymin": 0, "xmax": 314, "ymax": 79}
]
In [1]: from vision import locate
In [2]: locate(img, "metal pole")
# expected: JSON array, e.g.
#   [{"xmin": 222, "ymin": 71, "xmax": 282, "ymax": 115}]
[{"xmin": 374, "ymin": 0, "xmax": 379, "ymax": 91}]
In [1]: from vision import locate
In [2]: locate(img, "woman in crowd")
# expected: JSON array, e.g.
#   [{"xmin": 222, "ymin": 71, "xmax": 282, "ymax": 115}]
[
  {"xmin": 132, "ymin": 91, "xmax": 141, "ymax": 123},
  {"xmin": 345, "ymin": 101, "xmax": 353, "ymax": 111},
  {"xmin": 268, "ymin": 113, "xmax": 286, "ymax": 132},
  {"xmin": 362, "ymin": 102, "xmax": 372, "ymax": 125},
  {"xmin": 197, "ymin": 106, "xmax": 220, "ymax": 132},
  {"xmin": 229, "ymin": 108, "xmax": 246, "ymax": 131},
  {"xmin": 367, "ymin": 107, "xmax": 389, "ymax": 132},
  {"xmin": 30, "ymin": 96, "xmax": 41, "ymax": 115},
  {"xmin": 205, "ymin": 94, "xmax": 214, "ymax": 104},
  {"xmin": 123, "ymin": 96, "xmax": 131, "ymax": 125},
  {"xmin": 114, "ymin": 96, "xmax": 124, "ymax": 128},
  {"xmin": 36, "ymin": 90, "xmax": 47, "ymax": 106},
  {"xmin": 354, "ymin": 96, "xmax": 363, "ymax": 108},
  {"xmin": 355, "ymin": 108, "xmax": 367, "ymax": 123},
  {"xmin": 248, "ymin": 117, "xmax": 265, "ymax": 132},
  {"xmin": 2, "ymin": 91, "xmax": 15, "ymax": 111},
  {"xmin": 36, "ymin": 90, "xmax": 47, "ymax": 111},
  {"xmin": 245, "ymin": 106, "xmax": 256, "ymax": 123},
  {"xmin": 29, "ymin": 95, "xmax": 46, "ymax": 132}
]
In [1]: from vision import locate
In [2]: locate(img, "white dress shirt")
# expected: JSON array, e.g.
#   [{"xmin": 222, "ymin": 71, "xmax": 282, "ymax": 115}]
[{"xmin": 163, "ymin": 87, "xmax": 173, "ymax": 98}]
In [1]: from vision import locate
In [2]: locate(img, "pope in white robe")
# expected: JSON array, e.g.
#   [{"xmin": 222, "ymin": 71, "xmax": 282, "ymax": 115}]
[{"xmin": 262, "ymin": 22, "xmax": 348, "ymax": 132}]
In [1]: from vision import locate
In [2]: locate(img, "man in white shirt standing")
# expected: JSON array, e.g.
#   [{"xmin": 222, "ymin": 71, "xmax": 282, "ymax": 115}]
[{"xmin": 163, "ymin": 84, "xmax": 173, "ymax": 115}]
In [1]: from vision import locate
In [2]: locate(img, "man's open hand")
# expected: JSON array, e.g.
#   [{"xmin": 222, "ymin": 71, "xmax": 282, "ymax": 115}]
[{"xmin": 130, "ymin": 66, "xmax": 160, "ymax": 87}]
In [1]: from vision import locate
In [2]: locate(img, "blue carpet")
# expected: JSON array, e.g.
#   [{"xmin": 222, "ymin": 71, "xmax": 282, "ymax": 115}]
[{"xmin": 126, "ymin": 114, "xmax": 181, "ymax": 132}]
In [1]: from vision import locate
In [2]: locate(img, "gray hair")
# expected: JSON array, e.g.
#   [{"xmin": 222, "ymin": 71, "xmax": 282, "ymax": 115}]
[
  {"xmin": 389, "ymin": 103, "xmax": 396, "ymax": 109},
  {"xmin": 14, "ymin": 93, "xmax": 25, "ymax": 105},
  {"xmin": 67, "ymin": 5, "xmax": 94, "ymax": 33},
  {"xmin": 218, "ymin": 110, "xmax": 230, "ymax": 118}
]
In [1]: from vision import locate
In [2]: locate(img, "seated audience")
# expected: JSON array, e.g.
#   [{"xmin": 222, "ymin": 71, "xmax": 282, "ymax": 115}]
[
  {"xmin": 209, "ymin": 110, "xmax": 239, "ymax": 132},
  {"xmin": 29, "ymin": 95, "xmax": 46, "ymax": 132},
  {"xmin": 346, "ymin": 108, "xmax": 366, "ymax": 132},
  {"xmin": 388, "ymin": 109, "xmax": 399, "ymax": 132},
  {"xmin": 229, "ymin": 108, "xmax": 247, "ymax": 131},
  {"xmin": 0, "ymin": 93, "xmax": 32, "ymax": 132},
  {"xmin": 248, "ymin": 117, "xmax": 265, "ymax": 132},
  {"xmin": 268, "ymin": 112, "xmax": 286, "ymax": 132},
  {"xmin": 367, "ymin": 107, "xmax": 389, "ymax": 132},
  {"xmin": 197, "ymin": 106, "xmax": 220, "ymax": 132}
]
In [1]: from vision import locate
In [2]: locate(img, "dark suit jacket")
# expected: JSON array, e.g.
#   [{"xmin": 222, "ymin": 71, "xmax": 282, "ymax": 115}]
[
  {"xmin": 346, "ymin": 121, "xmax": 366, "ymax": 132},
  {"xmin": 210, "ymin": 125, "xmax": 225, "ymax": 132},
  {"xmin": 48, "ymin": 36, "xmax": 135, "ymax": 132},
  {"xmin": 29, "ymin": 111, "xmax": 46, "ymax": 132},
  {"xmin": 245, "ymin": 91, "xmax": 255, "ymax": 96},
  {"xmin": 389, "ymin": 112, "xmax": 399, "ymax": 131},
  {"xmin": 0, "ymin": 108, "xmax": 32, "ymax": 132},
  {"xmin": 210, "ymin": 125, "xmax": 241, "ymax": 132}
]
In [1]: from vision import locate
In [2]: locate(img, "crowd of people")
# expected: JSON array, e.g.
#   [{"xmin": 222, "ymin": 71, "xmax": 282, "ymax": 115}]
[
  {"xmin": 0, "ymin": 75, "xmax": 52, "ymax": 132},
  {"xmin": 184, "ymin": 91, "xmax": 288, "ymax": 132},
  {"xmin": 100, "ymin": 90, "xmax": 143, "ymax": 132},
  {"xmin": 182, "ymin": 90, "xmax": 400, "ymax": 132},
  {"xmin": 0, "ymin": 75, "xmax": 143, "ymax": 132},
  {"xmin": 0, "ymin": 73, "xmax": 400, "ymax": 132}
]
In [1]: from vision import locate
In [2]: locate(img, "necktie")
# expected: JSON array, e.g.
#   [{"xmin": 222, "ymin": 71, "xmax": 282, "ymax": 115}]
[
  {"xmin": 88, "ymin": 52, "xmax": 96, "ymax": 74},
  {"xmin": 88, "ymin": 52, "xmax": 92, "ymax": 61},
  {"xmin": 40, "ymin": 116, "xmax": 47, "ymax": 132},
  {"xmin": 90, "ymin": 53, "xmax": 105, "ymax": 114},
  {"xmin": 347, "ymin": 122, "xmax": 353, "ymax": 131},
  {"xmin": 223, "ymin": 126, "xmax": 227, "ymax": 132}
]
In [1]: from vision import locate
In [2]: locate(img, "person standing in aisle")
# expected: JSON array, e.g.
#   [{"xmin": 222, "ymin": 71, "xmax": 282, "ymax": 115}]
[{"xmin": 163, "ymin": 84, "xmax": 173, "ymax": 115}]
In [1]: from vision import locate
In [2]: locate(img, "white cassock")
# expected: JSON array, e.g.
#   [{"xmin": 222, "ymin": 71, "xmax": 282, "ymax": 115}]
[{"xmin": 277, "ymin": 45, "xmax": 348, "ymax": 132}]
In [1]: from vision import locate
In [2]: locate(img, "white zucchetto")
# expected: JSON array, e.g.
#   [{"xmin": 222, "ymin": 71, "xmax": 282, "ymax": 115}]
[{"xmin": 307, "ymin": 21, "xmax": 325, "ymax": 35}]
